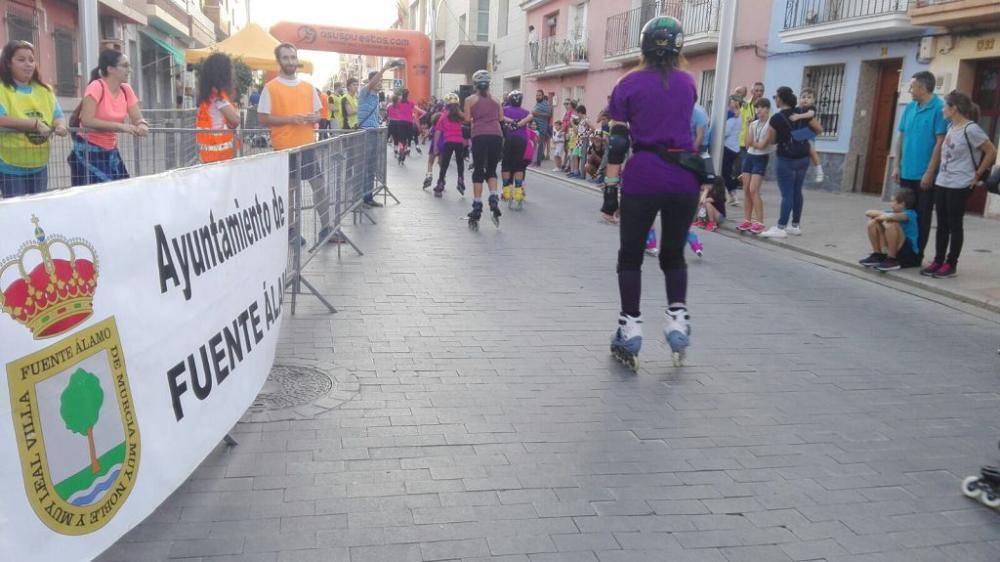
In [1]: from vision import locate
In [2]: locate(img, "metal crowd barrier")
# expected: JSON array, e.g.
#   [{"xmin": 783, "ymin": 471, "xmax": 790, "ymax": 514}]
[{"xmin": 0, "ymin": 126, "xmax": 390, "ymax": 316}]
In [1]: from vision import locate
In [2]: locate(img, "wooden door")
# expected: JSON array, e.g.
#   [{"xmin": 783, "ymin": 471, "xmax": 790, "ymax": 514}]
[
  {"xmin": 967, "ymin": 58, "xmax": 1000, "ymax": 214},
  {"xmin": 862, "ymin": 59, "xmax": 902, "ymax": 194}
]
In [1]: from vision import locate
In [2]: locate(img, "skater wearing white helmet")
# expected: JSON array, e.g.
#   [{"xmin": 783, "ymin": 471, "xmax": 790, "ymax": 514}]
[
  {"xmin": 463, "ymin": 69, "xmax": 505, "ymax": 228},
  {"xmin": 604, "ymin": 16, "xmax": 709, "ymax": 369}
]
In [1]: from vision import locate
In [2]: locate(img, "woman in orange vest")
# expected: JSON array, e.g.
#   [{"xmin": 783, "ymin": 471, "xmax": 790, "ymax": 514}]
[{"xmin": 196, "ymin": 53, "xmax": 240, "ymax": 163}]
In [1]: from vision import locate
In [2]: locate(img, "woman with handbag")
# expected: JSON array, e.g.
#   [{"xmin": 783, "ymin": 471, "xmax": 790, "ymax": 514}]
[
  {"xmin": 923, "ymin": 91, "xmax": 997, "ymax": 279},
  {"xmin": 69, "ymin": 49, "xmax": 148, "ymax": 186}
]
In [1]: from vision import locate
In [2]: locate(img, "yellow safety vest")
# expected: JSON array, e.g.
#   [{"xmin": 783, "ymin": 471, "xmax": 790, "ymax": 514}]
[
  {"xmin": 0, "ymin": 82, "xmax": 56, "ymax": 169},
  {"xmin": 342, "ymin": 94, "xmax": 358, "ymax": 129},
  {"xmin": 329, "ymin": 93, "xmax": 343, "ymax": 125}
]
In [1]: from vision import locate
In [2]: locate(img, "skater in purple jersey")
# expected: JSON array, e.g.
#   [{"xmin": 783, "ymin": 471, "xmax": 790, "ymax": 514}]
[{"xmin": 603, "ymin": 15, "xmax": 703, "ymax": 369}]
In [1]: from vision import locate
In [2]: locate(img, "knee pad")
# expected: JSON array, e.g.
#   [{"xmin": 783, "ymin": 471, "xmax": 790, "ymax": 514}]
[{"xmin": 607, "ymin": 124, "xmax": 631, "ymax": 165}]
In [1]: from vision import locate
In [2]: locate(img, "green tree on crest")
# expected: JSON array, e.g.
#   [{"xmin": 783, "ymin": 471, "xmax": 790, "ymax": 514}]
[{"xmin": 60, "ymin": 369, "xmax": 105, "ymax": 475}]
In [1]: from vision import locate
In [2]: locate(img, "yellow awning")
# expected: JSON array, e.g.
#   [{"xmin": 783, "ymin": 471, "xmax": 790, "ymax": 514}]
[{"xmin": 185, "ymin": 23, "xmax": 314, "ymax": 74}]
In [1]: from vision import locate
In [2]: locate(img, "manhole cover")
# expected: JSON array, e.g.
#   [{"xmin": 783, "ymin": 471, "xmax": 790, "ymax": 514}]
[{"xmin": 250, "ymin": 364, "xmax": 333, "ymax": 411}]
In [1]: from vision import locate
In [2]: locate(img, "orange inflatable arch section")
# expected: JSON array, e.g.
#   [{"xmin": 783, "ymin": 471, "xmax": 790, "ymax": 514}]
[{"xmin": 270, "ymin": 22, "xmax": 431, "ymax": 103}]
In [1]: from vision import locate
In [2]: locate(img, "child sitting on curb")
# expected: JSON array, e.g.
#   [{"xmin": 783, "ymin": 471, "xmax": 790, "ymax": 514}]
[{"xmin": 859, "ymin": 188, "xmax": 920, "ymax": 271}]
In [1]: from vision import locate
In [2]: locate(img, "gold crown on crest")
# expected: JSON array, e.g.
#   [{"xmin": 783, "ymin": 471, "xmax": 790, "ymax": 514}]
[{"xmin": 0, "ymin": 216, "xmax": 100, "ymax": 340}]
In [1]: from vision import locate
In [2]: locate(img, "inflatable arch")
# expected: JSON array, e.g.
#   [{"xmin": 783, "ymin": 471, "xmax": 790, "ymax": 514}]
[{"xmin": 270, "ymin": 23, "xmax": 432, "ymax": 103}]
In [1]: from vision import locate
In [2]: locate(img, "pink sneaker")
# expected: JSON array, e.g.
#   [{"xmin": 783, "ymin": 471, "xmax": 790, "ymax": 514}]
[
  {"xmin": 735, "ymin": 220, "xmax": 752, "ymax": 231},
  {"xmin": 704, "ymin": 221, "xmax": 718, "ymax": 232},
  {"xmin": 692, "ymin": 218, "xmax": 707, "ymax": 229},
  {"xmin": 749, "ymin": 222, "xmax": 766, "ymax": 235}
]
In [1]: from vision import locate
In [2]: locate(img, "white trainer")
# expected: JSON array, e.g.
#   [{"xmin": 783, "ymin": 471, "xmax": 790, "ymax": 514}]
[
  {"xmin": 760, "ymin": 226, "xmax": 788, "ymax": 238},
  {"xmin": 786, "ymin": 226, "xmax": 802, "ymax": 236}
]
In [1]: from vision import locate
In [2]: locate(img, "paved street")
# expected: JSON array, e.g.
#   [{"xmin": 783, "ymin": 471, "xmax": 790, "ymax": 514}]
[{"xmin": 100, "ymin": 155, "xmax": 1000, "ymax": 562}]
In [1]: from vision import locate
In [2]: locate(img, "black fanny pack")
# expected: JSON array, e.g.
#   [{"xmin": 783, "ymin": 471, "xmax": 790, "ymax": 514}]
[{"xmin": 633, "ymin": 143, "xmax": 716, "ymax": 185}]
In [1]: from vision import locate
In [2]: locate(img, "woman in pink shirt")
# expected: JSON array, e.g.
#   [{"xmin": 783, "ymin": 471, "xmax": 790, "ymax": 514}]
[
  {"xmin": 431, "ymin": 93, "xmax": 466, "ymax": 195},
  {"xmin": 386, "ymin": 89, "xmax": 424, "ymax": 163},
  {"xmin": 69, "ymin": 49, "xmax": 148, "ymax": 185}
]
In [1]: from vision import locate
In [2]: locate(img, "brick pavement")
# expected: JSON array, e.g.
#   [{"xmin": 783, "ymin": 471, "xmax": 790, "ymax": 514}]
[{"xmin": 99, "ymin": 153, "xmax": 1000, "ymax": 562}]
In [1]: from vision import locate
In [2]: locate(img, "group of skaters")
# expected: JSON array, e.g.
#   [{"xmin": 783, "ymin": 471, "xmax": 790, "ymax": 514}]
[{"xmin": 382, "ymin": 73, "xmax": 543, "ymax": 224}]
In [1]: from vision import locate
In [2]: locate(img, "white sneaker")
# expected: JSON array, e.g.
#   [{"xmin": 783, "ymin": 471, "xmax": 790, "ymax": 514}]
[
  {"xmin": 786, "ymin": 225, "xmax": 802, "ymax": 236},
  {"xmin": 815, "ymin": 172, "xmax": 825, "ymax": 183},
  {"xmin": 760, "ymin": 226, "xmax": 788, "ymax": 238}
]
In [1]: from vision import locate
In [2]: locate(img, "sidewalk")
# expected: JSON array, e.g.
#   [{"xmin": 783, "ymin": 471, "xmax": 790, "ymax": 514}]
[{"xmin": 530, "ymin": 165, "xmax": 1000, "ymax": 312}]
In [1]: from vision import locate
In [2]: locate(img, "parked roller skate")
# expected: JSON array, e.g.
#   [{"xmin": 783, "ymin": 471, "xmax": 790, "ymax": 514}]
[
  {"xmin": 610, "ymin": 313, "xmax": 642, "ymax": 371},
  {"xmin": 464, "ymin": 69, "xmax": 504, "ymax": 228},
  {"xmin": 603, "ymin": 16, "xmax": 704, "ymax": 369}
]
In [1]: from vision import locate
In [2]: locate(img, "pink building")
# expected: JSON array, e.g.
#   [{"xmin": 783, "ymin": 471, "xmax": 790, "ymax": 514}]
[{"xmin": 522, "ymin": 0, "xmax": 771, "ymax": 119}]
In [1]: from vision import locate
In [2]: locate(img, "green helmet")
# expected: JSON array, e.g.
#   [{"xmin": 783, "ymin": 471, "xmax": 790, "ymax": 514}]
[{"xmin": 641, "ymin": 16, "xmax": 684, "ymax": 60}]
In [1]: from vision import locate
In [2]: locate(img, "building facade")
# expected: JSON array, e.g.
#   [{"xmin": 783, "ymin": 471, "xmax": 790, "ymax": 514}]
[
  {"xmin": 908, "ymin": 0, "xmax": 1000, "ymax": 215},
  {"xmin": 520, "ymin": 0, "xmax": 770, "ymax": 128}
]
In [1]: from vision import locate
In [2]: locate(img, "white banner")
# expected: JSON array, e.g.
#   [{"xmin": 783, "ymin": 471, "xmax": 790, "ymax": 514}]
[{"xmin": 0, "ymin": 152, "xmax": 289, "ymax": 560}]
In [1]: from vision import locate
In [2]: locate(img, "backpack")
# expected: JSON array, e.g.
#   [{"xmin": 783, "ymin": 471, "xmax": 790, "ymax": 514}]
[
  {"xmin": 69, "ymin": 79, "xmax": 106, "ymax": 130},
  {"xmin": 777, "ymin": 112, "xmax": 812, "ymax": 159}
]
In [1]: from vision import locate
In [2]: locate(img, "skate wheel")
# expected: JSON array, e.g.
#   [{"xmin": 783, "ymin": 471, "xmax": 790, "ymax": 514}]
[
  {"xmin": 983, "ymin": 491, "xmax": 1000, "ymax": 508},
  {"xmin": 962, "ymin": 475, "xmax": 983, "ymax": 499}
]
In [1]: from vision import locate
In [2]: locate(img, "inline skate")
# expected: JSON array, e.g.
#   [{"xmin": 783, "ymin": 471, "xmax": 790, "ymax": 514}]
[
  {"xmin": 513, "ymin": 185, "xmax": 525, "ymax": 210},
  {"xmin": 467, "ymin": 201, "xmax": 482, "ymax": 231},
  {"xmin": 433, "ymin": 178, "xmax": 445, "ymax": 197},
  {"xmin": 610, "ymin": 313, "xmax": 642, "ymax": 371},
  {"xmin": 645, "ymin": 228, "xmax": 659, "ymax": 257},
  {"xmin": 961, "ymin": 441, "xmax": 1000, "ymax": 509},
  {"xmin": 488, "ymin": 193, "xmax": 501, "ymax": 228},
  {"xmin": 422, "ymin": 173, "xmax": 433, "ymax": 190},
  {"xmin": 456, "ymin": 177, "xmax": 466, "ymax": 196},
  {"xmin": 665, "ymin": 305, "xmax": 691, "ymax": 367}
]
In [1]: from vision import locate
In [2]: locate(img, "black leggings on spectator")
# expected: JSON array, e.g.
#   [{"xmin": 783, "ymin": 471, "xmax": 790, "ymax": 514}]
[
  {"xmin": 617, "ymin": 192, "xmax": 700, "ymax": 317},
  {"xmin": 438, "ymin": 142, "xmax": 465, "ymax": 183},
  {"xmin": 934, "ymin": 186, "xmax": 970, "ymax": 267},
  {"xmin": 722, "ymin": 147, "xmax": 739, "ymax": 194}
]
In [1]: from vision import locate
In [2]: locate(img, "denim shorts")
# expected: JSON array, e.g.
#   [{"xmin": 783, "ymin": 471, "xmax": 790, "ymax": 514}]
[{"xmin": 741, "ymin": 153, "xmax": 769, "ymax": 176}]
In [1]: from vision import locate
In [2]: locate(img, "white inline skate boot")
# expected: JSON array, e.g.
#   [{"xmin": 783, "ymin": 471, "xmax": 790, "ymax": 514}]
[
  {"xmin": 664, "ymin": 305, "xmax": 691, "ymax": 367},
  {"xmin": 610, "ymin": 313, "xmax": 642, "ymax": 371}
]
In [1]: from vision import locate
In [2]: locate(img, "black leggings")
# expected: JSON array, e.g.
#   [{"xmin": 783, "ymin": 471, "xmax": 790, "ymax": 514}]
[
  {"xmin": 471, "ymin": 135, "xmax": 503, "ymax": 183},
  {"xmin": 502, "ymin": 135, "xmax": 528, "ymax": 174},
  {"xmin": 438, "ymin": 142, "xmax": 465, "ymax": 182},
  {"xmin": 934, "ymin": 186, "xmax": 970, "ymax": 266},
  {"xmin": 617, "ymin": 192, "xmax": 700, "ymax": 317}
]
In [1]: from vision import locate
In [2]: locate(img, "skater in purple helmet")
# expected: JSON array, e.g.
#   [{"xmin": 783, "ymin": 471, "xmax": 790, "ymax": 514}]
[{"xmin": 603, "ymin": 15, "xmax": 704, "ymax": 369}]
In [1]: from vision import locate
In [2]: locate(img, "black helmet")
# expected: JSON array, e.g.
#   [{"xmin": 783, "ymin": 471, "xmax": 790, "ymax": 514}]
[
  {"xmin": 508, "ymin": 90, "xmax": 523, "ymax": 107},
  {"xmin": 641, "ymin": 16, "xmax": 684, "ymax": 60}
]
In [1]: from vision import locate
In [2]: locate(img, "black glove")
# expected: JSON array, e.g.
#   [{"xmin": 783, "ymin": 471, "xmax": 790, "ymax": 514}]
[{"xmin": 601, "ymin": 185, "xmax": 619, "ymax": 216}]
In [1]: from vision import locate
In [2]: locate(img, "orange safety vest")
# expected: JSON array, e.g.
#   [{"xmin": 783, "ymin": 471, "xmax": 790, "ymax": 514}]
[{"xmin": 196, "ymin": 91, "xmax": 239, "ymax": 163}]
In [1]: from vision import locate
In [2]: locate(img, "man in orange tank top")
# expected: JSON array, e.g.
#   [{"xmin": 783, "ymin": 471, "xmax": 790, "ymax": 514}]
[{"xmin": 258, "ymin": 43, "xmax": 337, "ymax": 244}]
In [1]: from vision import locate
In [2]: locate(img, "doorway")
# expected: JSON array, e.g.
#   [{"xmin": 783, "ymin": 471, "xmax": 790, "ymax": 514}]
[
  {"xmin": 966, "ymin": 58, "xmax": 1000, "ymax": 214},
  {"xmin": 862, "ymin": 59, "xmax": 902, "ymax": 194}
]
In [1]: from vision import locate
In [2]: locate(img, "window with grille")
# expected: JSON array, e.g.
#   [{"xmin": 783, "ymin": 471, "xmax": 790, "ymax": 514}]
[
  {"xmin": 802, "ymin": 63, "xmax": 846, "ymax": 138},
  {"xmin": 54, "ymin": 29, "xmax": 77, "ymax": 97},
  {"xmin": 700, "ymin": 70, "xmax": 715, "ymax": 116},
  {"xmin": 6, "ymin": 5, "xmax": 38, "ymax": 46},
  {"xmin": 476, "ymin": 0, "xmax": 489, "ymax": 41}
]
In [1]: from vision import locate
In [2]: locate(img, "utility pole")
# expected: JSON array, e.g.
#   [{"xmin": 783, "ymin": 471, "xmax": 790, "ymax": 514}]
[
  {"xmin": 709, "ymin": 0, "xmax": 738, "ymax": 172},
  {"xmin": 78, "ymin": 0, "xmax": 99, "ymax": 93}
]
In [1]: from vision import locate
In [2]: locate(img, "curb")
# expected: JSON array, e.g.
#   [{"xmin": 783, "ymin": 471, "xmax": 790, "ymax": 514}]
[{"xmin": 528, "ymin": 166, "xmax": 1000, "ymax": 316}]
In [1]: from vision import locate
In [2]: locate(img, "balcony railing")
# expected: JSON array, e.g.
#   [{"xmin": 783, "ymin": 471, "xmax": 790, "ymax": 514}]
[
  {"xmin": 605, "ymin": 1, "xmax": 720, "ymax": 61},
  {"xmin": 784, "ymin": 0, "xmax": 912, "ymax": 29},
  {"xmin": 526, "ymin": 32, "xmax": 589, "ymax": 75}
]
